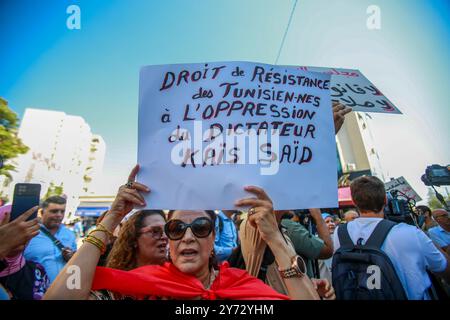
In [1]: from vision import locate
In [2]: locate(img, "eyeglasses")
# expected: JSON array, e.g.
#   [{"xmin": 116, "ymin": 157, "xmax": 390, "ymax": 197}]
[
  {"xmin": 139, "ymin": 226, "xmax": 165, "ymax": 240},
  {"xmin": 164, "ymin": 217, "xmax": 213, "ymax": 240}
]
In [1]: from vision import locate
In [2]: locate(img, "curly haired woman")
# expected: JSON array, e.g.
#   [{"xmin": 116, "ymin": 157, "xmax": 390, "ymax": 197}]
[{"xmin": 90, "ymin": 209, "xmax": 167, "ymax": 299}]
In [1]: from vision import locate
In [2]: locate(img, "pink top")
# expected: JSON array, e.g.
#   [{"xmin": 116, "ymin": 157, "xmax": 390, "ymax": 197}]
[{"xmin": 0, "ymin": 204, "xmax": 27, "ymax": 277}]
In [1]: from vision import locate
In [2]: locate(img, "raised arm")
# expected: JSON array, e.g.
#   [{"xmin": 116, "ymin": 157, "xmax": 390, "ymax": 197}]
[
  {"xmin": 235, "ymin": 186, "xmax": 320, "ymax": 300},
  {"xmin": 44, "ymin": 165, "xmax": 150, "ymax": 299},
  {"xmin": 309, "ymin": 208, "xmax": 334, "ymax": 259}
]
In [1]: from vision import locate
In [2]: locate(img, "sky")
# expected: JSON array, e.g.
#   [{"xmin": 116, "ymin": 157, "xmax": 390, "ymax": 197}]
[{"xmin": 1, "ymin": 0, "xmax": 449, "ymax": 202}]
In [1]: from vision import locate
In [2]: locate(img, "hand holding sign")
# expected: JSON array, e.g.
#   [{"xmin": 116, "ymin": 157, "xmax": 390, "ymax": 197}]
[
  {"xmin": 332, "ymin": 101, "xmax": 352, "ymax": 134},
  {"xmin": 235, "ymin": 186, "xmax": 278, "ymax": 242},
  {"xmin": 109, "ymin": 165, "xmax": 150, "ymax": 220},
  {"xmin": 138, "ymin": 61, "xmax": 338, "ymax": 210}
]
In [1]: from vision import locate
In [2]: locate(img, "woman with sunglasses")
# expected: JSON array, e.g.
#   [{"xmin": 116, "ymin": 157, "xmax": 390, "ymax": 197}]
[
  {"xmin": 155, "ymin": 207, "xmax": 319, "ymax": 299},
  {"xmin": 45, "ymin": 165, "xmax": 318, "ymax": 299},
  {"xmin": 90, "ymin": 190, "xmax": 319, "ymax": 299}
]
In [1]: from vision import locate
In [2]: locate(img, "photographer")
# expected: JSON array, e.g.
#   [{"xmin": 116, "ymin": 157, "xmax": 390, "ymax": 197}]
[
  {"xmin": 24, "ymin": 196, "xmax": 76, "ymax": 283},
  {"xmin": 333, "ymin": 176, "xmax": 450, "ymax": 300}
]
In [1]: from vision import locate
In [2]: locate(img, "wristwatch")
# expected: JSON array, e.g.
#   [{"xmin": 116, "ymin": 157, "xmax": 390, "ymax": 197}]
[{"xmin": 278, "ymin": 255, "xmax": 306, "ymax": 278}]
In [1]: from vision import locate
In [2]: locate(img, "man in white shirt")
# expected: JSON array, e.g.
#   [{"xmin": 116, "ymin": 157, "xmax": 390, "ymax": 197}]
[{"xmin": 333, "ymin": 176, "xmax": 450, "ymax": 300}]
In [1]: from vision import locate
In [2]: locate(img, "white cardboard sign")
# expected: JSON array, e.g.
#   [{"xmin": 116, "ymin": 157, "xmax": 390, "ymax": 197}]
[{"xmin": 138, "ymin": 61, "xmax": 338, "ymax": 210}]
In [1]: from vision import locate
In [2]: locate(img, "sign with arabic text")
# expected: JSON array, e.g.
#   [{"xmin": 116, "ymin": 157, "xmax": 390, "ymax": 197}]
[
  {"xmin": 385, "ymin": 176, "xmax": 422, "ymax": 202},
  {"xmin": 298, "ymin": 66, "xmax": 402, "ymax": 114}
]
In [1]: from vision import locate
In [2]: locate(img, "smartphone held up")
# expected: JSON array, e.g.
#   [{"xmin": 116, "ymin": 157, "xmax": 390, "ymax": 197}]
[{"xmin": 10, "ymin": 183, "xmax": 41, "ymax": 221}]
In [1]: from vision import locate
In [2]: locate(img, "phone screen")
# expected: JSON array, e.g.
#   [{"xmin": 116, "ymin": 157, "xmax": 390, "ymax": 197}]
[{"xmin": 10, "ymin": 183, "xmax": 41, "ymax": 221}]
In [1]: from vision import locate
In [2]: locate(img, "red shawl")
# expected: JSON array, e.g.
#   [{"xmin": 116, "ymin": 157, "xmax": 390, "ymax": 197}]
[{"xmin": 92, "ymin": 262, "xmax": 290, "ymax": 300}]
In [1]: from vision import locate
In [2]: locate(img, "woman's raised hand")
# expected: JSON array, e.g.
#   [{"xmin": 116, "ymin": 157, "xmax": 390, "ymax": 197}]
[{"xmin": 109, "ymin": 165, "xmax": 150, "ymax": 220}]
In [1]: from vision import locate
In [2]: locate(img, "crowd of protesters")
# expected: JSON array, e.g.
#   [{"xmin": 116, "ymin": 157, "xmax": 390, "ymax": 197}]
[
  {"xmin": 1, "ymin": 170, "xmax": 448, "ymax": 300},
  {"xmin": 0, "ymin": 102, "xmax": 449, "ymax": 300}
]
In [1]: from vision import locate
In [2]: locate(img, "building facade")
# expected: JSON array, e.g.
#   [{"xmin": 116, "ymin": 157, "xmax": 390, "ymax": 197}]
[
  {"xmin": 336, "ymin": 111, "xmax": 386, "ymax": 186},
  {"xmin": 1, "ymin": 108, "xmax": 106, "ymax": 220}
]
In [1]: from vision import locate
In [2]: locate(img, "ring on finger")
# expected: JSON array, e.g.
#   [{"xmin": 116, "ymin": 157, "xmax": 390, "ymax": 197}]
[
  {"xmin": 248, "ymin": 208, "xmax": 256, "ymax": 216},
  {"xmin": 125, "ymin": 181, "xmax": 134, "ymax": 189}
]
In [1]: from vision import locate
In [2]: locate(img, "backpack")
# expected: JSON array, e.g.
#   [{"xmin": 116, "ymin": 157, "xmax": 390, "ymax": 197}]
[{"xmin": 332, "ymin": 219, "xmax": 408, "ymax": 300}]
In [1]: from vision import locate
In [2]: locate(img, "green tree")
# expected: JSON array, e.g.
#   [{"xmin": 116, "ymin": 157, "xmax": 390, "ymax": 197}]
[{"xmin": 0, "ymin": 97, "xmax": 29, "ymax": 179}]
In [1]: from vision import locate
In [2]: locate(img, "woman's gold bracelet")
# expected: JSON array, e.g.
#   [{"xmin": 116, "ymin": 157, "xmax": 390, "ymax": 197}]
[
  {"xmin": 84, "ymin": 237, "xmax": 105, "ymax": 254},
  {"xmin": 88, "ymin": 223, "xmax": 114, "ymax": 239},
  {"xmin": 83, "ymin": 234, "xmax": 106, "ymax": 254}
]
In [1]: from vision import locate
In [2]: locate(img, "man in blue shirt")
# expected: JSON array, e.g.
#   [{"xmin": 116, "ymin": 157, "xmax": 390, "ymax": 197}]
[
  {"xmin": 214, "ymin": 210, "xmax": 238, "ymax": 262},
  {"xmin": 429, "ymin": 209, "xmax": 450, "ymax": 254},
  {"xmin": 333, "ymin": 176, "xmax": 450, "ymax": 299},
  {"xmin": 24, "ymin": 196, "xmax": 76, "ymax": 283}
]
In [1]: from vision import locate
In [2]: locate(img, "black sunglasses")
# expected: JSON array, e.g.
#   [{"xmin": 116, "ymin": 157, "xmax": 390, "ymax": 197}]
[{"xmin": 164, "ymin": 217, "xmax": 213, "ymax": 240}]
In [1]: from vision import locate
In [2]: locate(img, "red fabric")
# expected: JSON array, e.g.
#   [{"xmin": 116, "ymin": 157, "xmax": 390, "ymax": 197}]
[{"xmin": 92, "ymin": 262, "xmax": 290, "ymax": 300}]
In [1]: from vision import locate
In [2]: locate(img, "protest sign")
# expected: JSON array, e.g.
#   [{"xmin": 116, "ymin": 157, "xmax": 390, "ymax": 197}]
[
  {"xmin": 138, "ymin": 61, "xmax": 338, "ymax": 210},
  {"xmin": 385, "ymin": 176, "xmax": 422, "ymax": 202},
  {"xmin": 298, "ymin": 66, "xmax": 402, "ymax": 114}
]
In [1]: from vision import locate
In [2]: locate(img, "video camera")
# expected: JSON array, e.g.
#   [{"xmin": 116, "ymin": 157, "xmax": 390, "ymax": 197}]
[
  {"xmin": 421, "ymin": 164, "xmax": 450, "ymax": 210},
  {"xmin": 383, "ymin": 190, "xmax": 418, "ymax": 226},
  {"xmin": 421, "ymin": 164, "xmax": 450, "ymax": 187}
]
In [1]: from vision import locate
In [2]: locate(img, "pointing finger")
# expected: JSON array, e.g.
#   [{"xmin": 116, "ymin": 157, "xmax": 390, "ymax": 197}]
[{"xmin": 127, "ymin": 164, "xmax": 140, "ymax": 182}]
